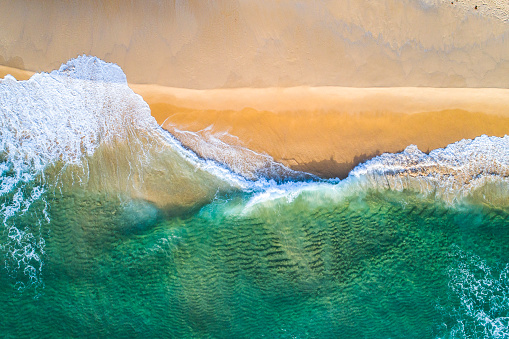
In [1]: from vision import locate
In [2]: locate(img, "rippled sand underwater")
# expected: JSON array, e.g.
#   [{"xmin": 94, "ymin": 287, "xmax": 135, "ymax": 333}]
[
  {"xmin": 2, "ymin": 182, "xmax": 509, "ymax": 338},
  {"xmin": 0, "ymin": 57, "xmax": 508, "ymax": 338}
]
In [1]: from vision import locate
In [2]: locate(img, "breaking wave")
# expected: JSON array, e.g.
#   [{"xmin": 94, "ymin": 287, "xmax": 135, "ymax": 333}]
[
  {"xmin": 349, "ymin": 135, "xmax": 509, "ymax": 204},
  {"xmin": 0, "ymin": 56, "xmax": 241, "ymax": 290}
]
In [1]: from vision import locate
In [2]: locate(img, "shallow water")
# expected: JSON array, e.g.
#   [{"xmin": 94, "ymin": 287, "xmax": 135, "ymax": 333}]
[
  {"xmin": 0, "ymin": 57, "xmax": 508, "ymax": 338},
  {"xmin": 1, "ymin": 186, "xmax": 508, "ymax": 338}
]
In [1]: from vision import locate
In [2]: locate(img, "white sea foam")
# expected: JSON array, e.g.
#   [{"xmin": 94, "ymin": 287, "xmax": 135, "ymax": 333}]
[
  {"xmin": 242, "ymin": 135, "xmax": 509, "ymax": 209},
  {"xmin": 0, "ymin": 56, "xmax": 152, "ymax": 189},
  {"xmin": 440, "ymin": 249, "xmax": 509, "ymax": 338},
  {"xmin": 0, "ymin": 55, "xmax": 244, "ymax": 290},
  {"xmin": 349, "ymin": 135, "xmax": 509, "ymax": 204}
]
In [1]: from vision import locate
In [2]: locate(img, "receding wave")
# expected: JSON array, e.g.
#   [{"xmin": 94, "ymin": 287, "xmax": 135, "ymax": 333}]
[{"xmin": 167, "ymin": 124, "xmax": 317, "ymax": 182}]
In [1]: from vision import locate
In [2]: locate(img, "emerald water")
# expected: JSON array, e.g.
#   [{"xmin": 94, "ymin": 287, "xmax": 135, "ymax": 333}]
[
  {"xmin": 1, "ymin": 57, "xmax": 508, "ymax": 338},
  {"xmin": 1, "ymin": 186, "xmax": 508, "ymax": 338}
]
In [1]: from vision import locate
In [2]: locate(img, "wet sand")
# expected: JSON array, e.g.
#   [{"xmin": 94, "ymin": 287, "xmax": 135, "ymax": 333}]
[
  {"xmin": 132, "ymin": 85, "xmax": 509, "ymax": 178},
  {"xmin": 0, "ymin": 65, "xmax": 33, "ymax": 81}
]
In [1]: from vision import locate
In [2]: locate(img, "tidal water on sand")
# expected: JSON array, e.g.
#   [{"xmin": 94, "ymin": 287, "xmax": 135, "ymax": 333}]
[{"xmin": 0, "ymin": 57, "xmax": 508, "ymax": 338}]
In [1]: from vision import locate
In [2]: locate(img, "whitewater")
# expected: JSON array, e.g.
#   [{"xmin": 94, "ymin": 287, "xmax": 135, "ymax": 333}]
[{"xmin": 0, "ymin": 56, "xmax": 508, "ymax": 338}]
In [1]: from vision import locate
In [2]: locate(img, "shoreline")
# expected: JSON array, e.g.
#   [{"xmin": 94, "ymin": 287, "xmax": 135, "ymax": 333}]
[{"xmin": 2, "ymin": 67, "xmax": 508, "ymax": 179}]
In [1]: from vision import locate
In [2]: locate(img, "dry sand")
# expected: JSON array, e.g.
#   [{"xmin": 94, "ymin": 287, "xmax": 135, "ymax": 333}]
[
  {"xmin": 131, "ymin": 84, "xmax": 509, "ymax": 178},
  {"xmin": 1, "ymin": 0, "xmax": 509, "ymax": 88}
]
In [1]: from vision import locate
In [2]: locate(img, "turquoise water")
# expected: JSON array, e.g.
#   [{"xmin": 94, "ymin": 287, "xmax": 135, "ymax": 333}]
[{"xmin": 0, "ymin": 57, "xmax": 508, "ymax": 338}]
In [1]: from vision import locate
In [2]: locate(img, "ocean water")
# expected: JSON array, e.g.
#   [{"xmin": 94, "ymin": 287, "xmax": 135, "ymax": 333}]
[{"xmin": 0, "ymin": 56, "xmax": 508, "ymax": 338}]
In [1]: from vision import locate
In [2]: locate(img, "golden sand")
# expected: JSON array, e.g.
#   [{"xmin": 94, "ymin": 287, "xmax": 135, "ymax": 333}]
[{"xmin": 131, "ymin": 85, "xmax": 509, "ymax": 178}]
